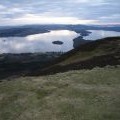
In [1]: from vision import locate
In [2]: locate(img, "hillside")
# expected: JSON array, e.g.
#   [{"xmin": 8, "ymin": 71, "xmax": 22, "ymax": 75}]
[
  {"xmin": 0, "ymin": 37, "xmax": 120, "ymax": 79},
  {"xmin": 0, "ymin": 66, "xmax": 120, "ymax": 120},
  {"xmin": 39, "ymin": 37, "xmax": 120, "ymax": 75},
  {"xmin": 0, "ymin": 52, "xmax": 62, "ymax": 80},
  {"xmin": 0, "ymin": 24, "xmax": 120, "ymax": 37},
  {"xmin": 0, "ymin": 37, "xmax": 120, "ymax": 120}
]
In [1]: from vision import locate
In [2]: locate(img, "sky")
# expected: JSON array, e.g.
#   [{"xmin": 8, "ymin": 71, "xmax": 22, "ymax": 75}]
[{"xmin": 0, "ymin": 0, "xmax": 120, "ymax": 26}]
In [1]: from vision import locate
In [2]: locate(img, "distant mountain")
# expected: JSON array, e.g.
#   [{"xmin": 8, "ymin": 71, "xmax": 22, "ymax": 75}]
[
  {"xmin": 0, "ymin": 26, "xmax": 49, "ymax": 37},
  {"xmin": 0, "ymin": 24, "xmax": 120, "ymax": 37}
]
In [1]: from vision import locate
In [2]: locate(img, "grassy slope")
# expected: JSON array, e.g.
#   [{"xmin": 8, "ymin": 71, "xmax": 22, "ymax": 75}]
[
  {"xmin": 54, "ymin": 37, "xmax": 120, "ymax": 65},
  {"xmin": 0, "ymin": 66, "xmax": 120, "ymax": 120},
  {"xmin": 38, "ymin": 37, "xmax": 120, "ymax": 75},
  {"xmin": 61, "ymin": 37, "xmax": 120, "ymax": 65},
  {"xmin": 0, "ymin": 37, "xmax": 120, "ymax": 120}
]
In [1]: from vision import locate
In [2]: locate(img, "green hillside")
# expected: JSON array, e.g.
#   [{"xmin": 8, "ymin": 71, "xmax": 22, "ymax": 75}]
[{"xmin": 0, "ymin": 66, "xmax": 120, "ymax": 120}]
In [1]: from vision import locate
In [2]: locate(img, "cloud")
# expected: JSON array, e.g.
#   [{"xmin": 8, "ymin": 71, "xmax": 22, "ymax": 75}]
[
  {"xmin": 100, "ymin": 14, "xmax": 120, "ymax": 19},
  {"xmin": 0, "ymin": 4, "xmax": 6, "ymax": 9},
  {"xmin": 71, "ymin": 0, "xmax": 104, "ymax": 3},
  {"xmin": 98, "ymin": 14, "xmax": 120, "ymax": 24},
  {"xmin": 0, "ymin": 14, "xmax": 98, "ymax": 25},
  {"xmin": 0, "ymin": 0, "xmax": 119, "ymax": 25}
]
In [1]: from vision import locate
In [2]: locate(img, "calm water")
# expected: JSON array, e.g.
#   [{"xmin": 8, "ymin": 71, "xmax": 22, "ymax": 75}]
[
  {"xmin": 0, "ymin": 30, "xmax": 79, "ymax": 53},
  {"xmin": 0, "ymin": 30, "xmax": 120, "ymax": 53},
  {"xmin": 84, "ymin": 30, "xmax": 120, "ymax": 40}
]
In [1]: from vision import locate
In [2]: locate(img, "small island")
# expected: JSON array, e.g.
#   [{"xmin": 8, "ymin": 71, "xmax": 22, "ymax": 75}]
[{"xmin": 52, "ymin": 41, "xmax": 63, "ymax": 45}]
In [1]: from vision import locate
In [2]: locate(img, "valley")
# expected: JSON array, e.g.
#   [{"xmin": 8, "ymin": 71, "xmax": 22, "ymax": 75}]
[
  {"xmin": 0, "ymin": 0, "xmax": 120, "ymax": 119},
  {"xmin": 0, "ymin": 25, "xmax": 120, "ymax": 120}
]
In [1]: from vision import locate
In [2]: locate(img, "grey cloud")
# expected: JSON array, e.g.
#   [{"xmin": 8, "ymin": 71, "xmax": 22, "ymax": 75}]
[{"xmin": 0, "ymin": 0, "xmax": 119, "ymax": 25}]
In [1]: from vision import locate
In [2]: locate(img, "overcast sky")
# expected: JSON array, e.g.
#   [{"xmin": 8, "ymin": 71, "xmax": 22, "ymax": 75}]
[{"xmin": 0, "ymin": 0, "xmax": 120, "ymax": 26}]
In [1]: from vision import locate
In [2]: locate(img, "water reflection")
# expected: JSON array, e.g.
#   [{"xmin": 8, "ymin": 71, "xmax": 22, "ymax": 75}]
[
  {"xmin": 84, "ymin": 30, "xmax": 120, "ymax": 40},
  {"xmin": 0, "ymin": 30, "xmax": 79, "ymax": 53},
  {"xmin": 0, "ymin": 30, "xmax": 120, "ymax": 53}
]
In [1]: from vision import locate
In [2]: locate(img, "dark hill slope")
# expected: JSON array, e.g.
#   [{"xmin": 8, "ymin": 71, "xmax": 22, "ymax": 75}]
[
  {"xmin": 0, "ymin": 37, "xmax": 120, "ymax": 79},
  {"xmin": 38, "ymin": 37, "xmax": 120, "ymax": 75}
]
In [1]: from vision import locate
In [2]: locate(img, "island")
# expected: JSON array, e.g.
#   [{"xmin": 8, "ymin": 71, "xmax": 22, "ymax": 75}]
[{"xmin": 52, "ymin": 41, "xmax": 64, "ymax": 45}]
